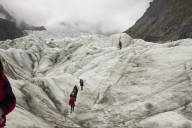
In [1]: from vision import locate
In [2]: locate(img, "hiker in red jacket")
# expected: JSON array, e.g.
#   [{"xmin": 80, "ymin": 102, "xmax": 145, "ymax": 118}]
[
  {"xmin": 69, "ymin": 92, "xmax": 76, "ymax": 113},
  {"xmin": 0, "ymin": 59, "xmax": 16, "ymax": 128}
]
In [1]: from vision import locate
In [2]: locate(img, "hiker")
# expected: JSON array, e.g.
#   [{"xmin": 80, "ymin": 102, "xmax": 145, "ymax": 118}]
[
  {"xmin": 73, "ymin": 85, "xmax": 78, "ymax": 98},
  {"xmin": 79, "ymin": 79, "xmax": 84, "ymax": 91},
  {"xmin": 119, "ymin": 40, "xmax": 122, "ymax": 49},
  {"xmin": 69, "ymin": 92, "xmax": 76, "ymax": 113},
  {"xmin": 0, "ymin": 59, "xmax": 16, "ymax": 128}
]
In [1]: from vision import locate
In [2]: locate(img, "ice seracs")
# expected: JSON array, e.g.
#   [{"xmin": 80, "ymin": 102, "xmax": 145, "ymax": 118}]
[{"xmin": 0, "ymin": 32, "xmax": 192, "ymax": 128}]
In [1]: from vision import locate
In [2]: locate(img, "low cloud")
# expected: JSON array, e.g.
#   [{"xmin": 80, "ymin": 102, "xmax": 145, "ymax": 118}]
[{"xmin": 1, "ymin": 0, "xmax": 151, "ymax": 34}]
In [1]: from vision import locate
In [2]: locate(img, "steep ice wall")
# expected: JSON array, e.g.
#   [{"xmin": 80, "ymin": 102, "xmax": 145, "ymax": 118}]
[{"xmin": 0, "ymin": 33, "xmax": 192, "ymax": 128}]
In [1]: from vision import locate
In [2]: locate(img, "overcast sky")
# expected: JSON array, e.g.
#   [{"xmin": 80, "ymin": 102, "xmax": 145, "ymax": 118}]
[{"xmin": 1, "ymin": 0, "xmax": 151, "ymax": 34}]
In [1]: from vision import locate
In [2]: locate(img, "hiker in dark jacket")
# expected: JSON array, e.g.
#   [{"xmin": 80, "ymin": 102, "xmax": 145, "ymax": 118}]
[
  {"xmin": 0, "ymin": 59, "xmax": 16, "ymax": 128},
  {"xmin": 79, "ymin": 79, "xmax": 84, "ymax": 91},
  {"xmin": 73, "ymin": 85, "xmax": 78, "ymax": 98},
  {"xmin": 119, "ymin": 40, "xmax": 122, "ymax": 49},
  {"xmin": 69, "ymin": 92, "xmax": 76, "ymax": 113}
]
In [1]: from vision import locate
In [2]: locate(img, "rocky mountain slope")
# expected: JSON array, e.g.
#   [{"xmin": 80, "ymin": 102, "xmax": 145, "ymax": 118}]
[
  {"xmin": 0, "ymin": 32, "xmax": 192, "ymax": 128},
  {"xmin": 125, "ymin": 0, "xmax": 192, "ymax": 42},
  {"xmin": 0, "ymin": 18, "xmax": 24, "ymax": 41},
  {"xmin": 18, "ymin": 22, "xmax": 46, "ymax": 31},
  {"xmin": 0, "ymin": 5, "xmax": 12, "ymax": 20},
  {"xmin": 0, "ymin": 5, "xmax": 24, "ymax": 41},
  {"xmin": 0, "ymin": 4, "xmax": 46, "ymax": 41}
]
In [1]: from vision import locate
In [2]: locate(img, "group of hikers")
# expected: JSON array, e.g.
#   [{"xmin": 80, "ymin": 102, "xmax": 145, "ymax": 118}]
[
  {"xmin": 0, "ymin": 58, "xmax": 85, "ymax": 127},
  {"xmin": 0, "ymin": 36, "xmax": 123, "ymax": 127},
  {"xmin": 69, "ymin": 79, "xmax": 84, "ymax": 113},
  {"xmin": 68, "ymin": 39, "xmax": 122, "ymax": 113},
  {"xmin": 0, "ymin": 57, "xmax": 85, "ymax": 127}
]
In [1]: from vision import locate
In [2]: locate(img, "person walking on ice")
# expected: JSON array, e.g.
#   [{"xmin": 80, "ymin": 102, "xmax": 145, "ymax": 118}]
[
  {"xmin": 118, "ymin": 35, "xmax": 123, "ymax": 50},
  {"xmin": 73, "ymin": 85, "xmax": 78, "ymax": 98},
  {"xmin": 79, "ymin": 79, "xmax": 84, "ymax": 91},
  {"xmin": 118, "ymin": 40, "xmax": 122, "ymax": 50},
  {"xmin": 69, "ymin": 92, "xmax": 76, "ymax": 113}
]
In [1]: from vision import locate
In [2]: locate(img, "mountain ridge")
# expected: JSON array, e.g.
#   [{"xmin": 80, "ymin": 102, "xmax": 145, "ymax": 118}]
[
  {"xmin": 125, "ymin": 0, "xmax": 192, "ymax": 42},
  {"xmin": 0, "ymin": 18, "xmax": 24, "ymax": 41},
  {"xmin": 0, "ymin": 4, "xmax": 46, "ymax": 41}
]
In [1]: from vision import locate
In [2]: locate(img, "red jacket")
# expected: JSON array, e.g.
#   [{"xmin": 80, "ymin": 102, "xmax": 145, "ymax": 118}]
[
  {"xmin": 69, "ymin": 94, "xmax": 76, "ymax": 106},
  {"xmin": 0, "ymin": 74, "xmax": 16, "ymax": 128}
]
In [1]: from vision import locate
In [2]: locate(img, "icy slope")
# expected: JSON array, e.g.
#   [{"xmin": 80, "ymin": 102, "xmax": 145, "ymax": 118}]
[{"xmin": 0, "ymin": 33, "xmax": 192, "ymax": 128}]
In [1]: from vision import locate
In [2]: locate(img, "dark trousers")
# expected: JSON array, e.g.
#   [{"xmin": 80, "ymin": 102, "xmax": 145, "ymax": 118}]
[
  {"xmin": 80, "ymin": 86, "xmax": 83, "ymax": 90},
  {"xmin": 71, "ymin": 105, "xmax": 74, "ymax": 113}
]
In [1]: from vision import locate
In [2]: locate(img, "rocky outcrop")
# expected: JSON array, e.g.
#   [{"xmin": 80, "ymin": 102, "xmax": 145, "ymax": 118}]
[
  {"xmin": 0, "ymin": 18, "xmax": 24, "ymax": 41},
  {"xmin": 0, "ymin": 4, "xmax": 46, "ymax": 41},
  {"xmin": 0, "ymin": 5, "xmax": 13, "ymax": 21},
  {"xmin": 0, "ymin": 5, "xmax": 24, "ymax": 40},
  {"xmin": 125, "ymin": 0, "xmax": 192, "ymax": 42},
  {"xmin": 18, "ymin": 22, "xmax": 46, "ymax": 31}
]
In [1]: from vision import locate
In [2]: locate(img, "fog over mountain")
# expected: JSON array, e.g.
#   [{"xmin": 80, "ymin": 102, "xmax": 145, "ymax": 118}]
[{"xmin": 1, "ymin": 0, "xmax": 151, "ymax": 34}]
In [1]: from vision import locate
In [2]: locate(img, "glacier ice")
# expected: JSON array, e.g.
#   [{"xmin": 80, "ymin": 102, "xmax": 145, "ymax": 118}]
[{"xmin": 0, "ymin": 33, "xmax": 192, "ymax": 128}]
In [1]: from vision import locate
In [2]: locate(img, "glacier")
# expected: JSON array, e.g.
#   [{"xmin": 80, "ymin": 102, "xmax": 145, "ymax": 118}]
[{"xmin": 0, "ymin": 32, "xmax": 192, "ymax": 128}]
